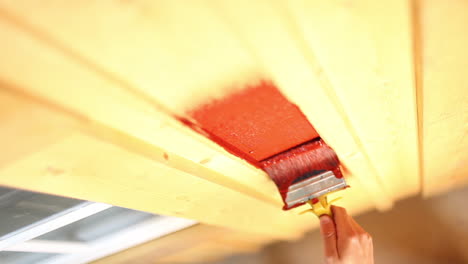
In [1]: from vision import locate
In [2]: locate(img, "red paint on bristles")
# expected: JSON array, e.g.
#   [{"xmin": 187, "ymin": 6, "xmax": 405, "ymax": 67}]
[{"xmin": 260, "ymin": 138, "xmax": 342, "ymax": 209}]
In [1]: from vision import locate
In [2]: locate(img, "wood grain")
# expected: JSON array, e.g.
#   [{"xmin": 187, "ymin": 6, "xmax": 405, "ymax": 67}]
[
  {"xmin": 0, "ymin": 131, "xmax": 315, "ymax": 237},
  {"xmin": 0, "ymin": 5, "xmax": 284, "ymax": 209},
  {"xmin": 283, "ymin": 0, "xmax": 419, "ymax": 200},
  {"xmin": 419, "ymin": 0, "xmax": 468, "ymax": 196},
  {"xmin": 0, "ymin": 88, "xmax": 78, "ymax": 168}
]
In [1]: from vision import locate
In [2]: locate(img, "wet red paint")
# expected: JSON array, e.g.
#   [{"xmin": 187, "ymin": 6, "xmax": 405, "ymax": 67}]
[
  {"xmin": 188, "ymin": 80, "xmax": 319, "ymax": 161},
  {"xmin": 178, "ymin": 117, "xmax": 261, "ymax": 167},
  {"xmin": 184, "ymin": 80, "xmax": 343, "ymax": 210}
]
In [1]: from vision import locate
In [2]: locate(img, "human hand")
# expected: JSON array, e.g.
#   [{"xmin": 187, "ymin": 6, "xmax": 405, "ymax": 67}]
[{"xmin": 319, "ymin": 206, "xmax": 374, "ymax": 264}]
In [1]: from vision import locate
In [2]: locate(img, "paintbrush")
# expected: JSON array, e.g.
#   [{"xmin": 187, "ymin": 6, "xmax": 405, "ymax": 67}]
[{"xmin": 260, "ymin": 138, "xmax": 347, "ymax": 216}]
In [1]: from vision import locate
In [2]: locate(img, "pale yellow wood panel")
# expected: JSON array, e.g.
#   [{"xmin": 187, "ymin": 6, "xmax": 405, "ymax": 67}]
[
  {"xmin": 0, "ymin": 132, "xmax": 313, "ymax": 238},
  {"xmin": 420, "ymin": 0, "xmax": 468, "ymax": 196},
  {"xmin": 284, "ymin": 0, "xmax": 419, "ymax": 200},
  {"xmin": 211, "ymin": 0, "xmax": 392, "ymax": 210},
  {"xmin": 0, "ymin": 88, "xmax": 79, "ymax": 168},
  {"xmin": 0, "ymin": 10, "xmax": 281, "ymax": 207},
  {"xmin": 0, "ymin": 0, "xmax": 263, "ymax": 113}
]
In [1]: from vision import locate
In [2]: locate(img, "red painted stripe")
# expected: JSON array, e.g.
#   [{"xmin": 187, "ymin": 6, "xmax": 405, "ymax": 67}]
[
  {"xmin": 183, "ymin": 80, "xmax": 344, "ymax": 210},
  {"xmin": 188, "ymin": 80, "xmax": 319, "ymax": 161}
]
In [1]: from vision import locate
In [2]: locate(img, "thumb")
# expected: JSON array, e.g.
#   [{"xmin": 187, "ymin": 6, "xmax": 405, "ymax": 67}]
[{"xmin": 320, "ymin": 215, "xmax": 339, "ymax": 259}]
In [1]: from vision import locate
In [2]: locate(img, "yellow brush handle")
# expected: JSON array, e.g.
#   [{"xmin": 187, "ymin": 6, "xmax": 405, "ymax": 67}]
[
  {"xmin": 300, "ymin": 192, "xmax": 343, "ymax": 217},
  {"xmin": 311, "ymin": 195, "xmax": 333, "ymax": 216}
]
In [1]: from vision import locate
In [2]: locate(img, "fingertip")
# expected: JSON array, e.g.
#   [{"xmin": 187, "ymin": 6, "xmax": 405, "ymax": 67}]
[
  {"xmin": 320, "ymin": 214, "xmax": 333, "ymax": 225},
  {"xmin": 331, "ymin": 205, "xmax": 346, "ymax": 217},
  {"xmin": 319, "ymin": 215, "xmax": 336, "ymax": 237}
]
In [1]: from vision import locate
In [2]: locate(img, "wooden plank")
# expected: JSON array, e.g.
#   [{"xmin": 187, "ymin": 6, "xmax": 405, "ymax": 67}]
[
  {"xmin": 0, "ymin": 0, "xmax": 263, "ymax": 114},
  {"xmin": 0, "ymin": 88, "xmax": 78, "ymax": 168},
  {"xmin": 282, "ymin": 0, "xmax": 419, "ymax": 200},
  {"xmin": 210, "ymin": 0, "xmax": 395, "ymax": 209},
  {"xmin": 0, "ymin": 132, "xmax": 313, "ymax": 238},
  {"xmin": 419, "ymin": 0, "xmax": 468, "ymax": 196},
  {"xmin": 0, "ymin": 4, "xmax": 283, "ymax": 209}
]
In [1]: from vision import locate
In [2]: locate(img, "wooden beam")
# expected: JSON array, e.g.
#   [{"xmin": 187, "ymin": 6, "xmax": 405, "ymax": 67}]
[
  {"xmin": 0, "ymin": 131, "xmax": 314, "ymax": 237},
  {"xmin": 0, "ymin": 88, "xmax": 78, "ymax": 168},
  {"xmin": 418, "ymin": 0, "xmax": 468, "ymax": 196},
  {"xmin": 0, "ymin": 0, "xmax": 263, "ymax": 114},
  {"xmin": 281, "ymin": 0, "xmax": 419, "ymax": 200},
  {"xmin": 0, "ymin": 4, "xmax": 283, "ymax": 209}
]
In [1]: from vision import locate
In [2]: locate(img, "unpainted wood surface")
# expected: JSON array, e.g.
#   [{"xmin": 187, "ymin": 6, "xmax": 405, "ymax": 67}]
[
  {"xmin": 0, "ymin": 88, "xmax": 79, "ymax": 168},
  {"xmin": 419, "ymin": 0, "xmax": 468, "ymax": 196},
  {"xmin": 0, "ymin": 131, "xmax": 316, "ymax": 237},
  {"xmin": 283, "ymin": 0, "xmax": 419, "ymax": 200}
]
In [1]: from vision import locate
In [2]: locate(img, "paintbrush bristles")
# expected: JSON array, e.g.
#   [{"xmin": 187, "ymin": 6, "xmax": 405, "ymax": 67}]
[{"xmin": 260, "ymin": 139, "xmax": 340, "ymax": 189}]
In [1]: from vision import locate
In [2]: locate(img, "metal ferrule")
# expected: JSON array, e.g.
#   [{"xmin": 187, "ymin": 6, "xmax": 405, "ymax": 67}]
[{"xmin": 285, "ymin": 171, "xmax": 347, "ymax": 209}]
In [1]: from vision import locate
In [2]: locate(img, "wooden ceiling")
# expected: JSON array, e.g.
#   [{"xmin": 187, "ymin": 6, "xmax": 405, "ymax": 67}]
[{"xmin": 0, "ymin": 0, "xmax": 466, "ymax": 262}]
